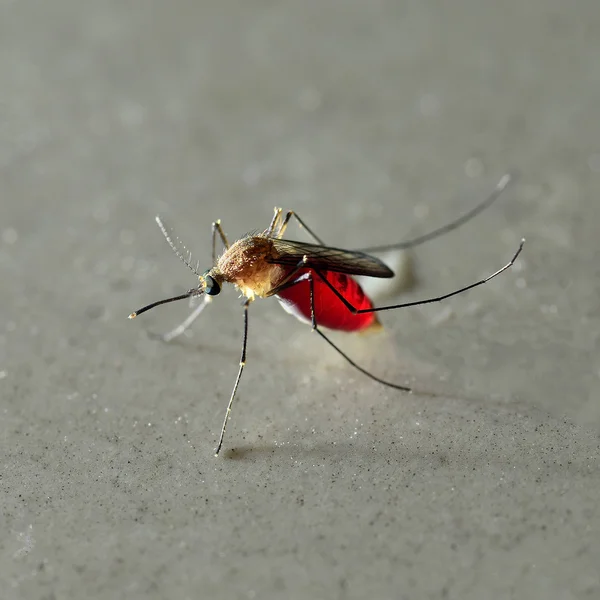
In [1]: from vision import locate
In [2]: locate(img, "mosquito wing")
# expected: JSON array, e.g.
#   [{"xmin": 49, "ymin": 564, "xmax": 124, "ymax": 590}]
[{"xmin": 269, "ymin": 238, "xmax": 394, "ymax": 278}]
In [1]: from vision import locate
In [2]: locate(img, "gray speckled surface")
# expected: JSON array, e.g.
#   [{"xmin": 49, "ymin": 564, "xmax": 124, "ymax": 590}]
[{"xmin": 1, "ymin": 1, "xmax": 599, "ymax": 599}]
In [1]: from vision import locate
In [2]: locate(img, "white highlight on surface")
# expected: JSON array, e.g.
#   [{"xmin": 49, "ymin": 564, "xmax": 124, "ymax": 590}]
[
  {"xmin": 512, "ymin": 258, "xmax": 525, "ymax": 273},
  {"xmin": 121, "ymin": 256, "xmax": 135, "ymax": 272},
  {"xmin": 92, "ymin": 204, "xmax": 111, "ymax": 224},
  {"xmin": 413, "ymin": 203, "xmax": 430, "ymax": 220},
  {"xmin": 13, "ymin": 525, "xmax": 35, "ymax": 558},
  {"xmin": 298, "ymin": 87, "xmax": 322, "ymax": 111},
  {"xmin": 429, "ymin": 305, "xmax": 454, "ymax": 327},
  {"xmin": 540, "ymin": 304, "xmax": 558, "ymax": 315},
  {"xmin": 118, "ymin": 101, "xmax": 146, "ymax": 128},
  {"xmin": 2, "ymin": 227, "xmax": 18, "ymax": 244},
  {"xmin": 464, "ymin": 157, "xmax": 484, "ymax": 179}
]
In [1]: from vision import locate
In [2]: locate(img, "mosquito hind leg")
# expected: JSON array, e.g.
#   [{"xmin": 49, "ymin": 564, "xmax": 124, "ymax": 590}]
[
  {"xmin": 312, "ymin": 240, "xmax": 525, "ymax": 316},
  {"xmin": 357, "ymin": 173, "xmax": 517, "ymax": 253},
  {"xmin": 214, "ymin": 299, "xmax": 251, "ymax": 456},
  {"xmin": 265, "ymin": 266, "xmax": 410, "ymax": 391},
  {"xmin": 300, "ymin": 272, "xmax": 412, "ymax": 392}
]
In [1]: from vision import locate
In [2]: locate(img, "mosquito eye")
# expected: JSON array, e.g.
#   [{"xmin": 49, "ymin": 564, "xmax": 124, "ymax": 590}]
[{"xmin": 204, "ymin": 275, "xmax": 221, "ymax": 296}]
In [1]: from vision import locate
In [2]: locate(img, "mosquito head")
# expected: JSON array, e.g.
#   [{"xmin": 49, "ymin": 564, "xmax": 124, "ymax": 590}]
[
  {"xmin": 199, "ymin": 269, "xmax": 221, "ymax": 297},
  {"xmin": 128, "ymin": 268, "xmax": 224, "ymax": 320}
]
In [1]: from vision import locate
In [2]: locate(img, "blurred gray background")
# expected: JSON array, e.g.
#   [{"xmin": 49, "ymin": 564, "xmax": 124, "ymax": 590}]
[{"xmin": 1, "ymin": 1, "xmax": 599, "ymax": 599}]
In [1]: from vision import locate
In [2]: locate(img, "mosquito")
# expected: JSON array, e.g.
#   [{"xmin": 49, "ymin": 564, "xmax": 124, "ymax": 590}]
[{"xmin": 129, "ymin": 173, "xmax": 524, "ymax": 455}]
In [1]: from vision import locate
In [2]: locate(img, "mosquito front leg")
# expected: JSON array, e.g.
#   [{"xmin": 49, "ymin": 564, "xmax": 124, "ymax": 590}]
[
  {"xmin": 265, "ymin": 208, "xmax": 283, "ymax": 237},
  {"xmin": 275, "ymin": 210, "xmax": 325, "ymax": 244},
  {"xmin": 212, "ymin": 220, "xmax": 230, "ymax": 266},
  {"xmin": 214, "ymin": 299, "xmax": 250, "ymax": 456}
]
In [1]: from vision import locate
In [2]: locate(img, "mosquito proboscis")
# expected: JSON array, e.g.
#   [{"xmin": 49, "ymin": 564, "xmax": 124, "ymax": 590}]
[{"xmin": 129, "ymin": 173, "xmax": 524, "ymax": 455}]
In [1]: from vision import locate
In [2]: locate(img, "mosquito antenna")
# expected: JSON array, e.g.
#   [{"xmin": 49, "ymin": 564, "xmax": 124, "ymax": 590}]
[
  {"xmin": 358, "ymin": 172, "xmax": 517, "ymax": 253},
  {"xmin": 129, "ymin": 291, "xmax": 194, "ymax": 319},
  {"xmin": 155, "ymin": 216, "xmax": 201, "ymax": 276}
]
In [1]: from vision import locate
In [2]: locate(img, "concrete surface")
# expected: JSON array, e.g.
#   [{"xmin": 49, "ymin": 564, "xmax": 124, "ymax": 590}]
[{"xmin": 1, "ymin": 1, "xmax": 599, "ymax": 599}]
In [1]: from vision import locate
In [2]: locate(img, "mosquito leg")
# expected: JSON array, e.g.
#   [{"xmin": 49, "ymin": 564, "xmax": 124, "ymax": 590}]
[
  {"xmin": 266, "ymin": 272, "xmax": 412, "ymax": 392},
  {"xmin": 275, "ymin": 173, "xmax": 515, "ymax": 247},
  {"xmin": 212, "ymin": 220, "xmax": 230, "ymax": 265},
  {"xmin": 275, "ymin": 211, "xmax": 325, "ymax": 244},
  {"xmin": 161, "ymin": 296, "xmax": 212, "ymax": 342},
  {"xmin": 265, "ymin": 259, "xmax": 309, "ymax": 297},
  {"xmin": 214, "ymin": 299, "xmax": 250, "ymax": 456},
  {"xmin": 265, "ymin": 208, "xmax": 283, "ymax": 237},
  {"xmin": 264, "ymin": 266, "xmax": 413, "ymax": 392},
  {"xmin": 313, "ymin": 239, "xmax": 525, "ymax": 315},
  {"xmin": 304, "ymin": 272, "xmax": 411, "ymax": 392},
  {"xmin": 357, "ymin": 172, "xmax": 517, "ymax": 253}
]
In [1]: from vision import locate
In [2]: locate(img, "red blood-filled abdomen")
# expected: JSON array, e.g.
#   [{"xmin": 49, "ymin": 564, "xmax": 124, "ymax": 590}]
[{"xmin": 276, "ymin": 269, "xmax": 380, "ymax": 332}]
